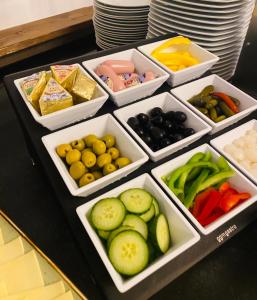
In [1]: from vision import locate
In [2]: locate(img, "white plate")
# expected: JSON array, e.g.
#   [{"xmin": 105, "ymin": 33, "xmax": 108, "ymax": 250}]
[
  {"xmin": 151, "ymin": 143, "xmax": 257, "ymax": 235},
  {"xmin": 138, "ymin": 37, "xmax": 219, "ymax": 87},
  {"xmin": 14, "ymin": 64, "xmax": 109, "ymax": 131},
  {"xmin": 171, "ymin": 74, "xmax": 257, "ymax": 134},
  {"xmin": 83, "ymin": 49, "xmax": 169, "ymax": 107},
  {"xmin": 170, "ymin": 0, "xmax": 243, "ymax": 9},
  {"xmin": 94, "ymin": 8, "xmax": 149, "ymax": 20},
  {"xmin": 96, "ymin": 0, "xmax": 150, "ymax": 8},
  {"xmin": 94, "ymin": 1, "xmax": 149, "ymax": 12},
  {"xmin": 114, "ymin": 92, "xmax": 211, "ymax": 161},
  {"xmin": 42, "ymin": 114, "xmax": 148, "ymax": 197},
  {"xmin": 76, "ymin": 173, "xmax": 200, "ymax": 292},
  {"xmin": 211, "ymin": 120, "xmax": 257, "ymax": 185},
  {"xmin": 94, "ymin": 14, "xmax": 149, "ymax": 27}
]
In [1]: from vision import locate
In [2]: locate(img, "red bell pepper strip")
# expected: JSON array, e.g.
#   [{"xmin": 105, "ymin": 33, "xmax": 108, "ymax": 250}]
[
  {"xmin": 222, "ymin": 187, "xmax": 238, "ymax": 198},
  {"xmin": 219, "ymin": 182, "xmax": 230, "ymax": 194},
  {"xmin": 192, "ymin": 187, "xmax": 214, "ymax": 218},
  {"xmin": 219, "ymin": 193, "xmax": 251, "ymax": 213},
  {"xmin": 200, "ymin": 210, "xmax": 224, "ymax": 227},
  {"xmin": 212, "ymin": 92, "xmax": 239, "ymax": 113},
  {"xmin": 197, "ymin": 189, "xmax": 222, "ymax": 224}
]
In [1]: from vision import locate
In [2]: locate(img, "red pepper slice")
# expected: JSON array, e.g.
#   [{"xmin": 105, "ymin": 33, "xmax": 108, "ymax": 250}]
[
  {"xmin": 222, "ymin": 188, "xmax": 238, "ymax": 198},
  {"xmin": 192, "ymin": 187, "xmax": 214, "ymax": 217},
  {"xmin": 219, "ymin": 182, "xmax": 230, "ymax": 194},
  {"xmin": 212, "ymin": 92, "xmax": 239, "ymax": 113},
  {"xmin": 200, "ymin": 210, "xmax": 224, "ymax": 227},
  {"xmin": 197, "ymin": 189, "xmax": 222, "ymax": 224},
  {"xmin": 219, "ymin": 193, "xmax": 251, "ymax": 213}
]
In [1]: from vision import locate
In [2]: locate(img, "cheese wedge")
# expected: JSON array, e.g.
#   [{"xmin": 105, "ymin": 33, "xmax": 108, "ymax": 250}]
[
  {"xmin": 39, "ymin": 78, "xmax": 73, "ymax": 116},
  {"xmin": 0, "ymin": 228, "xmax": 4, "ymax": 246},
  {"xmin": 0, "ymin": 218, "xmax": 19, "ymax": 244},
  {"xmin": 0, "ymin": 250, "xmax": 44, "ymax": 294},
  {"xmin": 51, "ymin": 65, "xmax": 78, "ymax": 91},
  {"xmin": 0, "ymin": 237, "xmax": 24, "ymax": 265},
  {"xmin": 0, "ymin": 281, "xmax": 8, "ymax": 297},
  {"xmin": 0, "ymin": 281, "xmax": 65, "ymax": 300},
  {"xmin": 53, "ymin": 291, "xmax": 74, "ymax": 300},
  {"xmin": 21, "ymin": 71, "xmax": 47, "ymax": 112}
]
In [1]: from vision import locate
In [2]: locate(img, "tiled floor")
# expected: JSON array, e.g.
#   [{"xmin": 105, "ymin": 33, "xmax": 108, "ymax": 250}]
[{"xmin": 0, "ymin": 0, "xmax": 93, "ymax": 30}]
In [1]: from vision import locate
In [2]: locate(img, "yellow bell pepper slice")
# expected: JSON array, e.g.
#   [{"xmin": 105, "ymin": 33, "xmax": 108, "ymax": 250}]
[{"xmin": 151, "ymin": 36, "xmax": 191, "ymax": 56}]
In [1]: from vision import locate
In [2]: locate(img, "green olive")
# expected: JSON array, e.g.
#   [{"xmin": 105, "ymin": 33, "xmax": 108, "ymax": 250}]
[
  {"xmin": 115, "ymin": 157, "xmax": 131, "ymax": 169},
  {"xmin": 69, "ymin": 161, "xmax": 86, "ymax": 180},
  {"xmin": 71, "ymin": 139, "xmax": 85, "ymax": 151},
  {"xmin": 92, "ymin": 170, "xmax": 103, "ymax": 180},
  {"xmin": 82, "ymin": 151, "xmax": 96, "ymax": 168},
  {"xmin": 66, "ymin": 149, "xmax": 81, "ymax": 165},
  {"xmin": 103, "ymin": 163, "xmax": 117, "ymax": 176},
  {"xmin": 102, "ymin": 134, "xmax": 116, "ymax": 148},
  {"xmin": 84, "ymin": 134, "xmax": 98, "ymax": 147},
  {"xmin": 81, "ymin": 148, "xmax": 93, "ymax": 155},
  {"xmin": 92, "ymin": 140, "xmax": 106, "ymax": 155},
  {"xmin": 97, "ymin": 153, "xmax": 112, "ymax": 168},
  {"xmin": 107, "ymin": 147, "xmax": 120, "ymax": 160},
  {"xmin": 79, "ymin": 173, "xmax": 95, "ymax": 187},
  {"xmin": 56, "ymin": 144, "xmax": 72, "ymax": 158}
]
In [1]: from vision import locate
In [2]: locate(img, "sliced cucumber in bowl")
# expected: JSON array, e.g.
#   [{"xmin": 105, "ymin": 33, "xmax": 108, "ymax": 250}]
[{"xmin": 123, "ymin": 214, "xmax": 148, "ymax": 240}]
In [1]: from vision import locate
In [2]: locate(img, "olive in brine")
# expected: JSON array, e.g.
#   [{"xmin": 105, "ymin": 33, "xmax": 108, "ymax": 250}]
[
  {"xmin": 149, "ymin": 107, "xmax": 163, "ymax": 118},
  {"xmin": 183, "ymin": 128, "xmax": 196, "ymax": 137},
  {"xmin": 137, "ymin": 113, "xmax": 149, "ymax": 125},
  {"xmin": 174, "ymin": 111, "xmax": 187, "ymax": 123},
  {"xmin": 127, "ymin": 117, "xmax": 140, "ymax": 129}
]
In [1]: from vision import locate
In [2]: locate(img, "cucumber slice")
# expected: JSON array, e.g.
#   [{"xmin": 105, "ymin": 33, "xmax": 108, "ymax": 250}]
[
  {"xmin": 123, "ymin": 214, "xmax": 148, "ymax": 240},
  {"xmin": 149, "ymin": 214, "xmax": 170, "ymax": 253},
  {"xmin": 98, "ymin": 230, "xmax": 110, "ymax": 240},
  {"xmin": 120, "ymin": 188, "xmax": 152, "ymax": 214},
  {"xmin": 91, "ymin": 198, "xmax": 126, "ymax": 231},
  {"xmin": 152, "ymin": 198, "xmax": 160, "ymax": 216},
  {"xmin": 140, "ymin": 204, "xmax": 155, "ymax": 223},
  {"xmin": 107, "ymin": 225, "xmax": 132, "ymax": 249},
  {"xmin": 108, "ymin": 230, "xmax": 149, "ymax": 276}
]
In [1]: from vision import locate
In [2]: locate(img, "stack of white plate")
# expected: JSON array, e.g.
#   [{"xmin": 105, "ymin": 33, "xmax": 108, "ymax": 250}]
[
  {"xmin": 147, "ymin": 0, "xmax": 255, "ymax": 80},
  {"xmin": 93, "ymin": 0, "xmax": 150, "ymax": 49}
]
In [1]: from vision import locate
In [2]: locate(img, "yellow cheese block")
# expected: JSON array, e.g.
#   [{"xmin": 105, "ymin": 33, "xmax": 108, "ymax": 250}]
[
  {"xmin": 0, "ymin": 219, "xmax": 19, "ymax": 244},
  {"xmin": 0, "ymin": 281, "xmax": 65, "ymax": 300},
  {"xmin": 53, "ymin": 291, "xmax": 74, "ymax": 300},
  {"xmin": 0, "ymin": 282, "xmax": 8, "ymax": 297},
  {"xmin": 39, "ymin": 78, "xmax": 73, "ymax": 116},
  {"xmin": 0, "ymin": 237, "xmax": 24, "ymax": 265},
  {"xmin": 51, "ymin": 65, "xmax": 78, "ymax": 91},
  {"xmin": 0, "ymin": 229, "xmax": 4, "ymax": 246},
  {"xmin": 0, "ymin": 250, "xmax": 44, "ymax": 295}
]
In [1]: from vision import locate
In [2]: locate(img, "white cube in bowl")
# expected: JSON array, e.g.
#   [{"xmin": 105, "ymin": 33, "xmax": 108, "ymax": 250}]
[
  {"xmin": 41, "ymin": 114, "xmax": 148, "ymax": 197},
  {"xmin": 76, "ymin": 173, "xmax": 200, "ymax": 293},
  {"xmin": 114, "ymin": 92, "xmax": 211, "ymax": 162},
  {"xmin": 14, "ymin": 64, "xmax": 109, "ymax": 130},
  {"xmin": 211, "ymin": 119, "xmax": 257, "ymax": 185},
  {"xmin": 152, "ymin": 144, "xmax": 257, "ymax": 235},
  {"xmin": 171, "ymin": 74, "xmax": 257, "ymax": 134},
  {"xmin": 137, "ymin": 37, "xmax": 219, "ymax": 87},
  {"xmin": 82, "ymin": 49, "xmax": 169, "ymax": 107}
]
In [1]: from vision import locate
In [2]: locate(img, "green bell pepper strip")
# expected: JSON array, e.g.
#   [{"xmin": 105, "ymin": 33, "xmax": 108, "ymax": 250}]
[
  {"xmin": 216, "ymin": 156, "xmax": 231, "ymax": 171},
  {"xmin": 187, "ymin": 151, "xmax": 212, "ymax": 182}
]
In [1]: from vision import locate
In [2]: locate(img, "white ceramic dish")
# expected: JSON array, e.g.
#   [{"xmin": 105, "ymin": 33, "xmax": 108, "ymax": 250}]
[
  {"xmin": 114, "ymin": 92, "xmax": 211, "ymax": 161},
  {"xmin": 96, "ymin": 0, "xmax": 150, "ymax": 7},
  {"xmin": 151, "ymin": 144, "xmax": 257, "ymax": 235},
  {"xmin": 14, "ymin": 64, "xmax": 109, "ymax": 131},
  {"xmin": 76, "ymin": 173, "xmax": 200, "ymax": 292},
  {"xmin": 138, "ymin": 37, "xmax": 219, "ymax": 87},
  {"xmin": 42, "ymin": 114, "xmax": 148, "ymax": 197},
  {"xmin": 171, "ymin": 0, "xmax": 242, "ymax": 9},
  {"xmin": 210, "ymin": 120, "xmax": 257, "ymax": 185},
  {"xmin": 171, "ymin": 74, "xmax": 257, "ymax": 134},
  {"xmin": 82, "ymin": 49, "xmax": 169, "ymax": 107}
]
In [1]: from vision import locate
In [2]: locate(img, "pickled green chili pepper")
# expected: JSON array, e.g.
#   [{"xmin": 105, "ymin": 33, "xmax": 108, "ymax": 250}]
[
  {"xmin": 214, "ymin": 115, "xmax": 226, "ymax": 123},
  {"xmin": 219, "ymin": 101, "xmax": 235, "ymax": 117},
  {"xmin": 210, "ymin": 107, "xmax": 218, "ymax": 121},
  {"xmin": 197, "ymin": 107, "xmax": 209, "ymax": 115}
]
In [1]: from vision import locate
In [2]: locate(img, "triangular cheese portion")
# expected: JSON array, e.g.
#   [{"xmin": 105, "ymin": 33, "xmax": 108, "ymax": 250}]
[
  {"xmin": 0, "ymin": 237, "xmax": 24, "ymax": 265},
  {"xmin": 39, "ymin": 78, "xmax": 73, "ymax": 116},
  {"xmin": 0, "ymin": 281, "xmax": 8, "ymax": 297},
  {"xmin": 0, "ymin": 228, "xmax": 4, "ymax": 245},
  {"xmin": 51, "ymin": 65, "xmax": 78, "ymax": 91},
  {"xmin": 0, "ymin": 281, "xmax": 65, "ymax": 300},
  {"xmin": 53, "ymin": 291, "xmax": 74, "ymax": 300},
  {"xmin": 0, "ymin": 216, "xmax": 19, "ymax": 244},
  {"xmin": 0, "ymin": 250, "xmax": 44, "ymax": 294}
]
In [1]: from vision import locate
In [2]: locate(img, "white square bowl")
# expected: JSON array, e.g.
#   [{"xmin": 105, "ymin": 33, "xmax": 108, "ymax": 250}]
[
  {"xmin": 210, "ymin": 119, "xmax": 257, "ymax": 185},
  {"xmin": 82, "ymin": 49, "xmax": 169, "ymax": 107},
  {"xmin": 41, "ymin": 114, "xmax": 148, "ymax": 197},
  {"xmin": 114, "ymin": 92, "xmax": 211, "ymax": 162},
  {"xmin": 14, "ymin": 64, "xmax": 109, "ymax": 130},
  {"xmin": 171, "ymin": 74, "xmax": 257, "ymax": 134},
  {"xmin": 137, "ymin": 37, "xmax": 219, "ymax": 87},
  {"xmin": 76, "ymin": 173, "xmax": 200, "ymax": 293},
  {"xmin": 151, "ymin": 144, "xmax": 257, "ymax": 235}
]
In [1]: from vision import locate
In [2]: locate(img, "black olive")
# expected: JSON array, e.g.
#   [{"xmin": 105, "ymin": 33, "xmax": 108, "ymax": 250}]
[
  {"xmin": 183, "ymin": 128, "xmax": 196, "ymax": 137},
  {"xmin": 137, "ymin": 113, "xmax": 149, "ymax": 125},
  {"xmin": 174, "ymin": 111, "xmax": 187, "ymax": 123},
  {"xmin": 127, "ymin": 117, "xmax": 140, "ymax": 129},
  {"xmin": 160, "ymin": 138, "xmax": 172, "ymax": 148},
  {"xmin": 142, "ymin": 134, "xmax": 153, "ymax": 145},
  {"xmin": 149, "ymin": 107, "xmax": 163, "ymax": 118},
  {"xmin": 165, "ymin": 111, "xmax": 176, "ymax": 121},
  {"xmin": 173, "ymin": 133, "xmax": 185, "ymax": 142},
  {"xmin": 150, "ymin": 127, "xmax": 166, "ymax": 141},
  {"xmin": 151, "ymin": 143, "xmax": 161, "ymax": 152},
  {"xmin": 143, "ymin": 120, "xmax": 154, "ymax": 131},
  {"xmin": 175, "ymin": 124, "xmax": 185, "ymax": 132},
  {"xmin": 151, "ymin": 115, "xmax": 164, "ymax": 126},
  {"xmin": 163, "ymin": 119, "xmax": 174, "ymax": 132},
  {"xmin": 135, "ymin": 127, "xmax": 145, "ymax": 137}
]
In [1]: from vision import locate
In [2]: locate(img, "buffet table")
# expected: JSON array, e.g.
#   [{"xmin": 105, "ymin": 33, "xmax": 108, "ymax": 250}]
[{"xmin": 2, "ymin": 29, "xmax": 257, "ymax": 300}]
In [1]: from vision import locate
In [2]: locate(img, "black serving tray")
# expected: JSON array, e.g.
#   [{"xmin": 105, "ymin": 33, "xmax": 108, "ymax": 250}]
[{"xmin": 4, "ymin": 34, "xmax": 257, "ymax": 300}]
